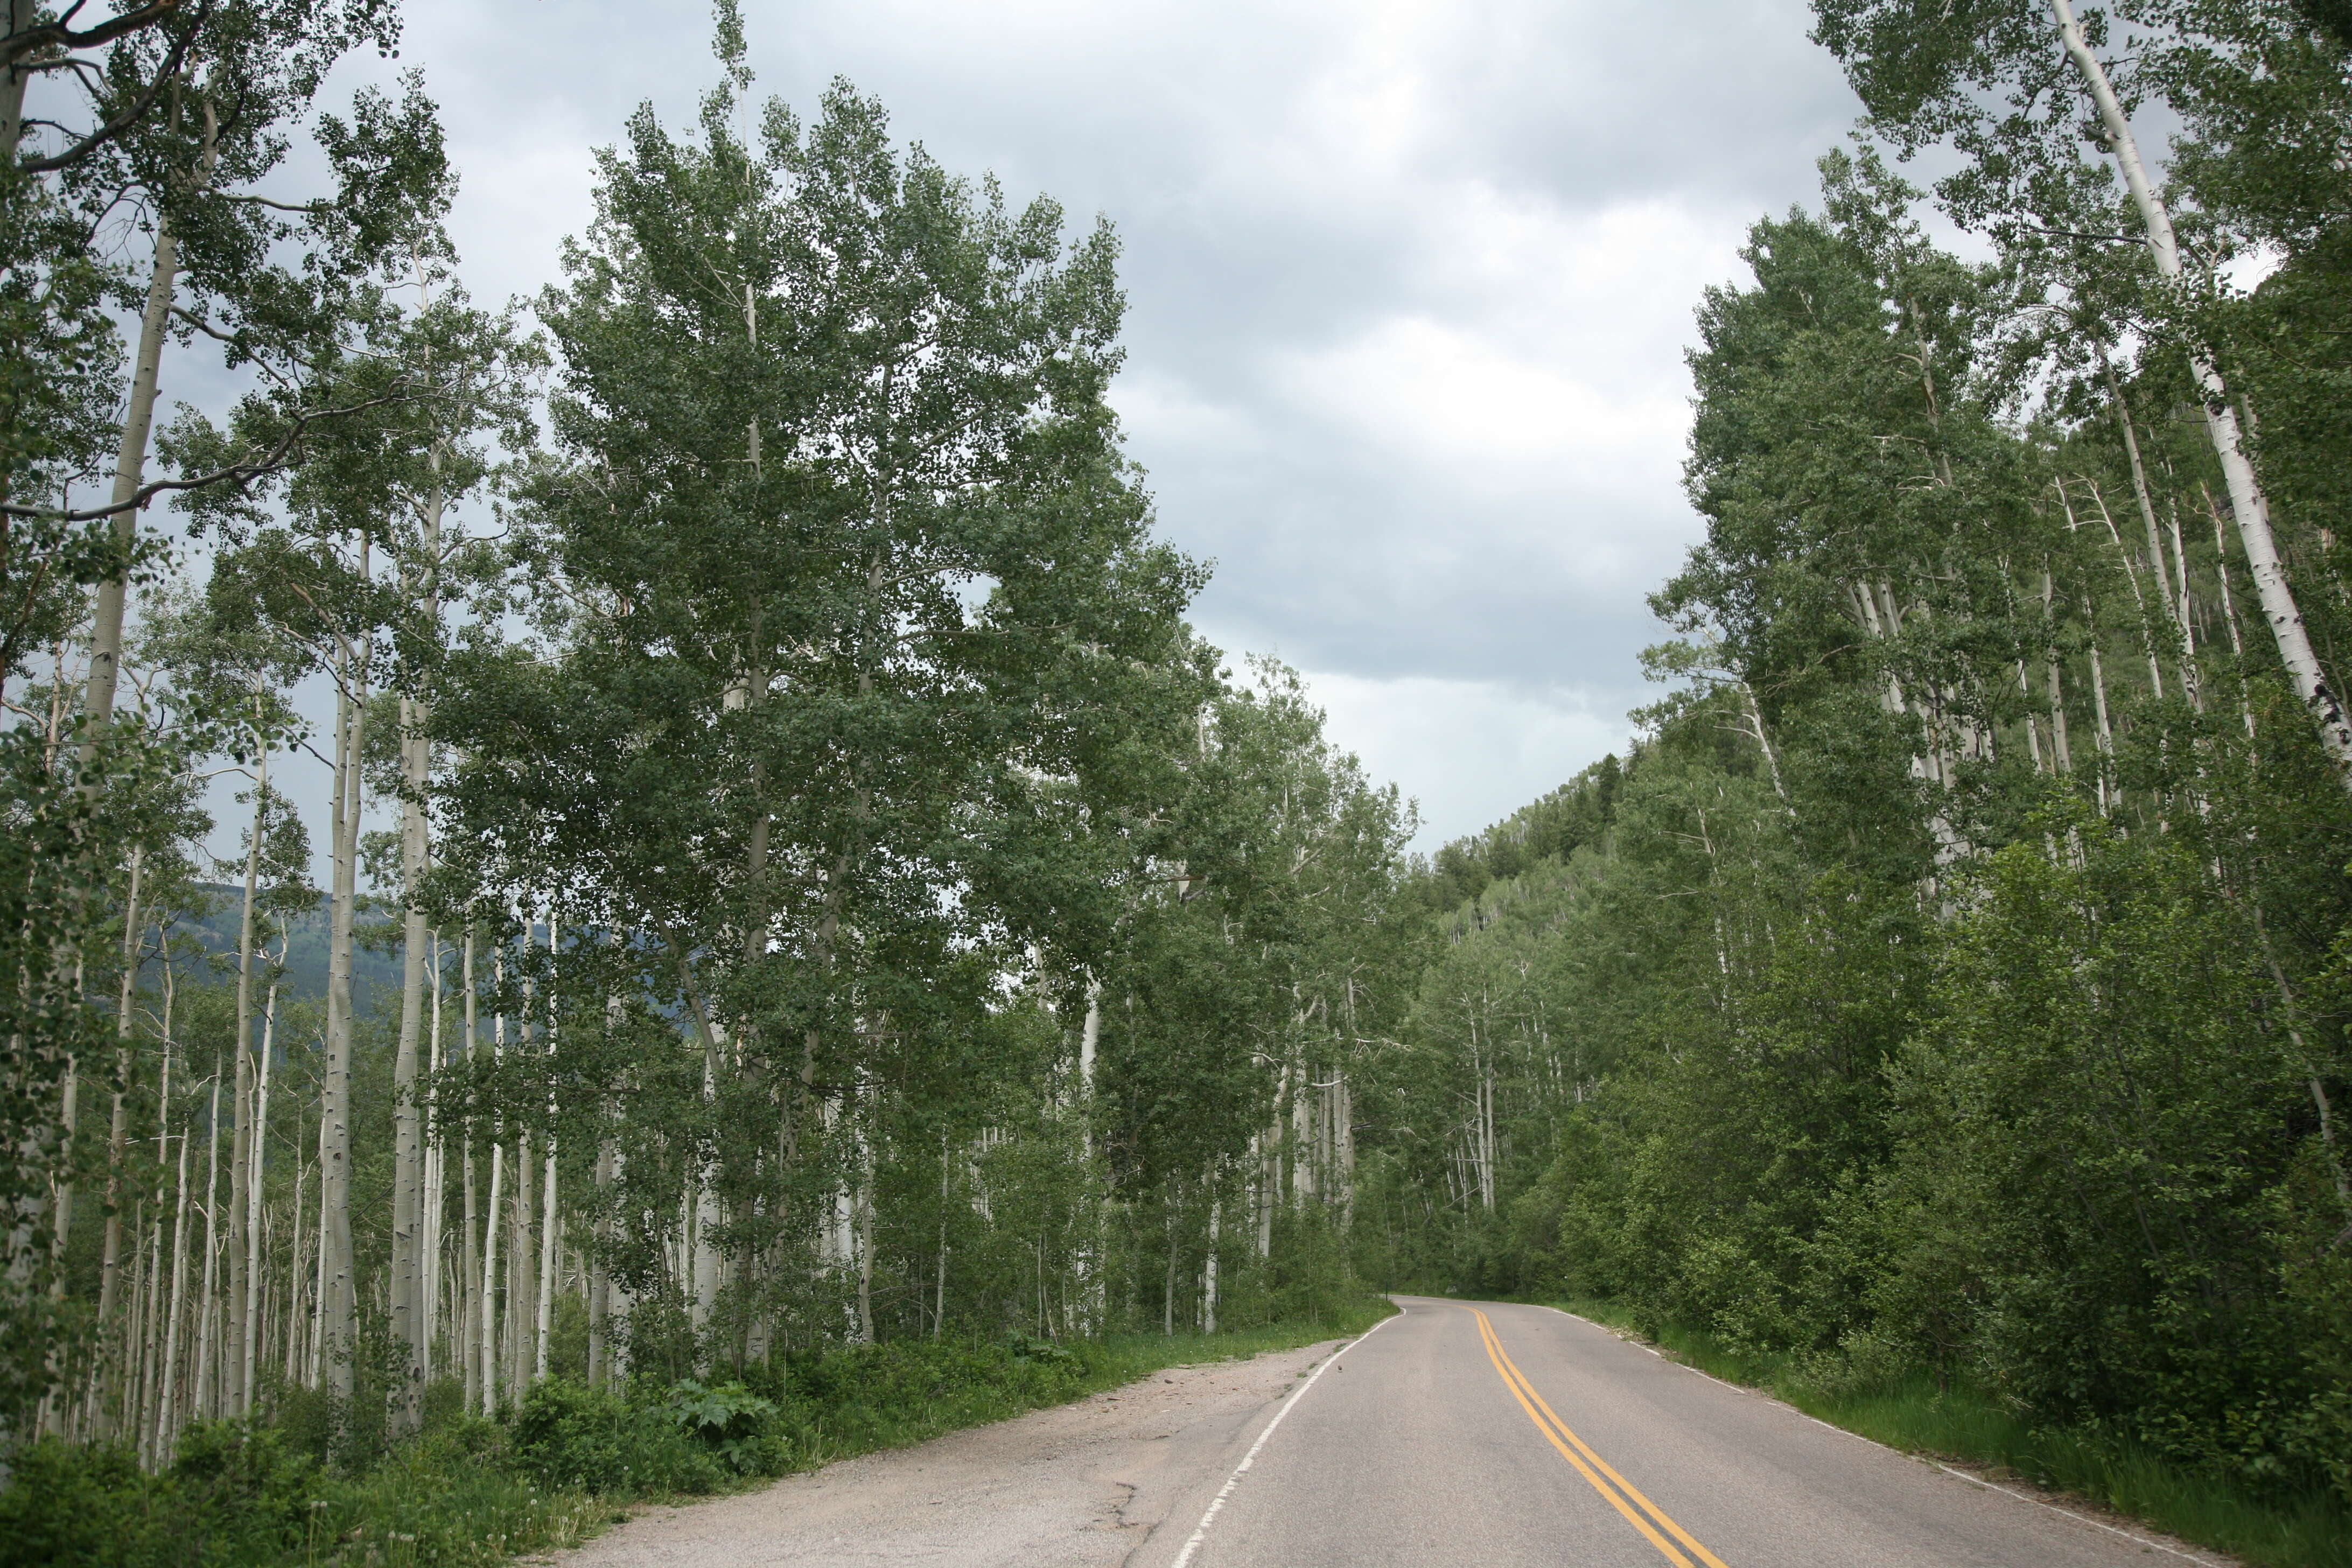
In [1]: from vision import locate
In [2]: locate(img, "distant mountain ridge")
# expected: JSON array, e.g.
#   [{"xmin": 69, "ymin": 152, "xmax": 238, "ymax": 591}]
[{"xmin": 176, "ymin": 884, "xmax": 405, "ymax": 1016}]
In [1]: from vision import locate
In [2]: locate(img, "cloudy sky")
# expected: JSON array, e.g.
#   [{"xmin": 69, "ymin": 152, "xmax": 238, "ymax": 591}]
[{"xmin": 310, "ymin": 0, "xmax": 1861, "ymax": 850}]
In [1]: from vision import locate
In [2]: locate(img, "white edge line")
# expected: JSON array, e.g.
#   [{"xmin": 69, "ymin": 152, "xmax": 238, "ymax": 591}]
[
  {"xmin": 1166, "ymin": 1305, "xmax": 1408, "ymax": 1568},
  {"xmin": 1527, "ymin": 1305, "xmax": 2234, "ymax": 1568},
  {"xmin": 1927, "ymin": 1463, "xmax": 2228, "ymax": 1567}
]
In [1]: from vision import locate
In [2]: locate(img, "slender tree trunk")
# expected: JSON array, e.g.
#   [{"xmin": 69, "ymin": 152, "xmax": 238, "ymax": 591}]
[
  {"xmin": 534, "ymin": 914, "xmax": 558, "ymax": 1384},
  {"xmin": 534, "ymin": 1140, "xmax": 557, "ymax": 1382},
  {"xmin": 75, "ymin": 228, "xmax": 179, "ymax": 772},
  {"xmin": 480, "ymin": 953, "xmax": 506, "ymax": 1414},
  {"xmin": 2085, "ymin": 474, "xmax": 2168, "ymax": 699},
  {"xmin": 1, "ymin": 0, "xmax": 37, "ymax": 155},
  {"xmin": 478, "ymin": 1135, "xmax": 502, "ymax": 1414},
  {"xmin": 854, "ymin": 1150, "xmax": 876, "ymax": 1347},
  {"xmin": 78, "ymin": 103, "xmax": 219, "ymax": 781},
  {"xmin": 227, "ymin": 732, "xmax": 267, "ymax": 1414},
  {"xmin": 1162, "ymin": 1188, "xmax": 1177, "ymax": 1336},
  {"xmin": 2207, "ymin": 489, "xmax": 2260, "ymax": 741},
  {"xmin": 461, "ymin": 927, "xmax": 482, "ymax": 1412},
  {"xmin": 391, "ymin": 478, "xmax": 443, "ymax": 1427},
  {"xmin": 424, "ymin": 933, "xmax": 444, "ymax": 1384},
  {"xmin": 284, "ymin": 1159, "xmax": 304, "ymax": 1384},
  {"xmin": 2043, "ymin": 571, "xmax": 2074, "ymax": 773},
  {"xmin": 242, "ymin": 970, "xmax": 276, "ymax": 1413},
  {"xmin": 136, "ymin": 1207, "xmax": 160, "ymax": 1460},
  {"xmin": 2104, "ymin": 358, "xmax": 2203, "ymax": 710},
  {"xmin": 1202, "ymin": 1194, "xmax": 1220, "ymax": 1335},
  {"xmin": 510, "ymin": 1125, "xmax": 533, "ymax": 1398},
  {"xmin": 2050, "ymin": 0, "xmax": 2352, "ymax": 785},
  {"xmin": 157, "ymin": 1103, "xmax": 192, "ymax": 1461},
  {"xmin": 194, "ymin": 1074, "xmax": 222, "ymax": 1418},
  {"xmin": 320, "ymin": 641, "xmax": 363, "ymax": 1399},
  {"xmin": 96, "ymin": 852, "xmax": 144, "ymax": 1396}
]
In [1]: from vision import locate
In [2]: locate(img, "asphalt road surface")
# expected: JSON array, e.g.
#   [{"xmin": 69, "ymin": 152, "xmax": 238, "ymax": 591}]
[
  {"xmin": 1132, "ymin": 1297, "xmax": 2219, "ymax": 1568},
  {"xmin": 557, "ymin": 1297, "xmax": 2225, "ymax": 1568}
]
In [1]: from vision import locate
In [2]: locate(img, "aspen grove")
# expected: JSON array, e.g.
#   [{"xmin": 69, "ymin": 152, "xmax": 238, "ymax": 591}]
[
  {"xmin": 0, "ymin": 3, "xmax": 1413, "ymax": 1472},
  {"xmin": 2, "ymin": 0, "xmax": 2351, "ymax": 1559}
]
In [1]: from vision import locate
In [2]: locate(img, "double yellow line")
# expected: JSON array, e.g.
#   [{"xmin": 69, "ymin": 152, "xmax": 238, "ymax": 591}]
[{"xmin": 1470, "ymin": 1307, "xmax": 1730, "ymax": 1568}]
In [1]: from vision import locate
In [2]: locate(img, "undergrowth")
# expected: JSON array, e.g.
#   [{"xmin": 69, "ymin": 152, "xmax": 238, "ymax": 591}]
[
  {"xmin": 1544, "ymin": 1297, "xmax": 2352, "ymax": 1568},
  {"xmin": 0, "ymin": 1297, "xmax": 1391, "ymax": 1568}
]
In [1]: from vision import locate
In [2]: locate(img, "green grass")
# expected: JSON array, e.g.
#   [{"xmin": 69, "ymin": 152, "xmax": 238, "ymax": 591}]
[
  {"xmin": 774, "ymin": 1307, "xmax": 1394, "ymax": 1471},
  {"xmin": 1538, "ymin": 1297, "xmax": 2352, "ymax": 1568}
]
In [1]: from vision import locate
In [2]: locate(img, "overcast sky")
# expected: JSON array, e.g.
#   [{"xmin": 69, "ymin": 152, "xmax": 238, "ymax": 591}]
[{"xmin": 290, "ymin": 0, "xmax": 1861, "ymax": 853}]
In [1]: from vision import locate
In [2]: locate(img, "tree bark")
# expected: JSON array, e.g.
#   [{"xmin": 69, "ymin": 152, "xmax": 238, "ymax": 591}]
[
  {"xmin": 391, "ymin": 468, "xmax": 444, "ymax": 1428},
  {"xmin": 241, "ymin": 968, "xmax": 276, "ymax": 1413},
  {"xmin": 534, "ymin": 912, "xmax": 558, "ymax": 1383},
  {"xmin": 95, "ymin": 850, "xmax": 144, "ymax": 1367},
  {"xmin": 480, "ymin": 947, "xmax": 506, "ymax": 1413},
  {"xmin": 193, "ymin": 1075, "xmax": 221, "ymax": 1418},
  {"xmin": 2103, "ymin": 358, "xmax": 2201, "ymax": 710},
  {"xmin": 226, "ymin": 726, "xmax": 266, "ymax": 1414},
  {"xmin": 2050, "ymin": 0, "xmax": 2352, "ymax": 785},
  {"xmin": 460, "ymin": 926, "xmax": 481, "ymax": 1411},
  {"xmin": 156, "ymin": 1097, "xmax": 191, "ymax": 1461},
  {"xmin": 75, "ymin": 227, "xmax": 178, "ymax": 771},
  {"xmin": 319, "ymin": 638, "xmax": 364, "ymax": 1398}
]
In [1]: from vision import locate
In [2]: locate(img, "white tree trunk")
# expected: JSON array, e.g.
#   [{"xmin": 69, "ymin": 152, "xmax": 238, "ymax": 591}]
[
  {"xmin": 535, "ymin": 912, "xmax": 560, "ymax": 1384},
  {"xmin": 241, "ymin": 974, "xmax": 276, "ymax": 1413},
  {"xmin": 226, "ymin": 736, "xmax": 266, "ymax": 1415},
  {"xmin": 193, "ymin": 1076, "xmax": 221, "ymax": 1418},
  {"xmin": 76, "ymin": 228, "xmax": 179, "ymax": 764},
  {"xmin": 1202, "ymin": 1195, "xmax": 1220, "ymax": 1335},
  {"xmin": 2050, "ymin": 0, "xmax": 2352, "ymax": 785},
  {"xmin": 534, "ymin": 1140, "xmax": 557, "ymax": 1382},
  {"xmin": 461, "ymin": 928, "xmax": 482, "ymax": 1411},
  {"xmin": 319, "ymin": 641, "xmax": 364, "ymax": 1398},
  {"xmin": 156, "ymin": 1111, "xmax": 191, "ymax": 1461},
  {"xmin": 96, "ymin": 851, "xmax": 144, "ymax": 1359},
  {"xmin": 391, "ymin": 479, "xmax": 443, "ymax": 1425},
  {"xmin": 480, "ymin": 953, "xmax": 507, "ymax": 1414}
]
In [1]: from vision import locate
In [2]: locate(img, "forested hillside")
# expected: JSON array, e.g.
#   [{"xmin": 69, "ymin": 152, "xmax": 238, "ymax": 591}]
[
  {"xmin": 3, "ymin": 1, "xmax": 2351, "ymax": 1563},
  {"xmin": 1355, "ymin": 0, "xmax": 2352, "ymax": 1527}
]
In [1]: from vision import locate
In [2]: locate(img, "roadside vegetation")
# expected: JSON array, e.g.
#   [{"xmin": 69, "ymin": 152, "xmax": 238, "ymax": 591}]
[
  {"xmin": 1543, "ymin": 1299, "xmax": 2351, "ymax": 1568},
  {"xmin": 0, "ymin": 1296, "xmax": 1390, "ymax": 1568},
  {"xmin": 1345, "ymin": 5, "xmax": 2352, "ymax": 1565}
]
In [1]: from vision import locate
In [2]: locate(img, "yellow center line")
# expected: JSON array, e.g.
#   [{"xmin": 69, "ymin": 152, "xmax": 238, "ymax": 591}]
[{"xmin": 1471, "ymin": 1308, "xmax": 1732, "ymax": 1568}]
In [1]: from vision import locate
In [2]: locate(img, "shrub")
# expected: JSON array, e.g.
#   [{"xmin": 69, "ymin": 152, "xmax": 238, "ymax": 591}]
[
  {"xmin": 0, "ymin": 1422, "xmax": 323, "ymax": 1568},
  {"xmin": 508, "ymin": 1377, "xmax": 721, "ymax": 1496},
  {"xmin": 0, "ymin": 1438, "xmax": 182, "ymax": 1568},
  {"xmin": 663, "ymin": 1379, "xmax": 788, "ymax": 1476}
]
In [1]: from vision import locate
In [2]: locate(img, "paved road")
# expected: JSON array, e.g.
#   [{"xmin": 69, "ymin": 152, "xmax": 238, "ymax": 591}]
[
  {"xmin": 1129, "ymin": 1297, "xmax": 2218, "ymax": 1568},
  {"xmin": 556, "ymin": 1297, "xmax": 2225, "ymax": 1567}
]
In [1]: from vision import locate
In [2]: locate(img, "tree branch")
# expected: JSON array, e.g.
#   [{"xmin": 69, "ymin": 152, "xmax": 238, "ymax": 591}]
[
  {"xmin": 18, "ymin": 2, "xmax": 203, "ymax": 176},
  {"xmin": 1, "ymin": 388, "xmax": 417, "ymax": 523},
  {"xmin": 5, "ymin": 0, "xmax": 179, "ymax": 62}
]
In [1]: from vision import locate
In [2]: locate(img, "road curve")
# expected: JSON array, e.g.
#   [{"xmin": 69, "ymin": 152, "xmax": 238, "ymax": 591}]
[{"xmin": 1128, "ymin": 1296, "xmax": 2223, "ymax": 1568}]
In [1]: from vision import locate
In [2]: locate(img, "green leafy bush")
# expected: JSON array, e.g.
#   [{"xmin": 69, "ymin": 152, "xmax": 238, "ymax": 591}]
[
  {"xmin": 663, "ymin": 1379, "xmax": 788, "ymax": 1476},
  {"xmin": 508, "ymin": 1377, "xmax": 722, "ymax": 1496},
  {"xmin": 0, "ymin": 1423, "xmax": 323, "ymax": 1568}
]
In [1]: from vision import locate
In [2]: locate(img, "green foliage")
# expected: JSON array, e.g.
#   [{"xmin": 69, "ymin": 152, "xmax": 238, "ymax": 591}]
[
  {"xmin": 661, "ymin": 1380, "xmax": 786, "ymax": 1476},
  {"xmin": 507, "ymin": 1377, "xmax": 723, "ymax": 1497},
  {"xmin": 1358, "ymin": 80, "xmax": 2352, "ymax": 1560}
]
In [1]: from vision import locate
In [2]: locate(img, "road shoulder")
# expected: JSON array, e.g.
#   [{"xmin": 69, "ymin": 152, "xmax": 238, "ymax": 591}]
[{"xmin": 544, "ymin": 1338, "xmax": 1348, "ymax": 1568}]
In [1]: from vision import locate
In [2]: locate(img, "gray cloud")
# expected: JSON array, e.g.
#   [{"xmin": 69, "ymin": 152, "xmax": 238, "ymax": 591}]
[{"xmin": 296, "ymin": 0, "xmax": 1861, "ymax": 849}]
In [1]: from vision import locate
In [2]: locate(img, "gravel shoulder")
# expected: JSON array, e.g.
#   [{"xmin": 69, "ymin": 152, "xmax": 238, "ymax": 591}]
[{"xmin": 541, "ymin": 1338, "xmax": 1346, "ymax": 1568}]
